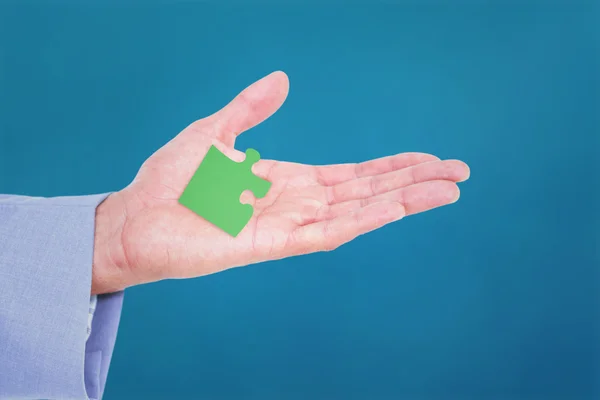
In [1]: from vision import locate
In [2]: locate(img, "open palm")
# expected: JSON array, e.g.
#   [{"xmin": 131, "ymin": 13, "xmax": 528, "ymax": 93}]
[{"xmin": 94, "ymin": 72, "xmax": 469, "ymax": 293}]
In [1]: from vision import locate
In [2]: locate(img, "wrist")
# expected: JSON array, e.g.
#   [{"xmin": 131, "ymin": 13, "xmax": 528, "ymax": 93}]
[{"xmin": 92, "ymin": 193, "xmax": 131, "ymax": 295}]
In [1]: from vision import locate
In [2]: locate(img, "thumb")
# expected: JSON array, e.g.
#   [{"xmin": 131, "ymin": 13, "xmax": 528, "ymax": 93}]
[{"xmin": 208, "ymin": 71, "xmax": 290, "ymax": 147}]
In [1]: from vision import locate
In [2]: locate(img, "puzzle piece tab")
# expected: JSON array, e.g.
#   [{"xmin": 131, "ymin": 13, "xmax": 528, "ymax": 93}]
[{"xmin": 178, "ymin": 145, "xmax": 271, "ymax": 237}]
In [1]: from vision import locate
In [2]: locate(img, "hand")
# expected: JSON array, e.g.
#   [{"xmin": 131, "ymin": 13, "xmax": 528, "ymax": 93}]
[{"xmin": 92, "ymin": 71, "xmax": 470, "ymax": 295}]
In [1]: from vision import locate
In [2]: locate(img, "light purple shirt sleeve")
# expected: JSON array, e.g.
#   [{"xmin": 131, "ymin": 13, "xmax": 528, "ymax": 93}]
[{"xmin": 0, "ymin": 194, "xmax": 124, "ymax": 400}]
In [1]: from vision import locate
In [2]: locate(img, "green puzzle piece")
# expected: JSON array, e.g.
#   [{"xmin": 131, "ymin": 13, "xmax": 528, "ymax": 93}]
[{"xmin": 178, "ymin": 145, "xmax": 271, "ymax": 237}]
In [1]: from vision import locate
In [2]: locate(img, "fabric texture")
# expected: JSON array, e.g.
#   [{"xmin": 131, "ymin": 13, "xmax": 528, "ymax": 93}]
[{"xmin": 0, "ymin": 194, "xmax": 124, "ymax": 400}]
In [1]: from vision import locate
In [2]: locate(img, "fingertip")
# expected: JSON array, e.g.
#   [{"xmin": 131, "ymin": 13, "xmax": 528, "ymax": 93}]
[
  {"xmin": 451, "ymin": 184, "xmax": 461, "ymax": 204},
  {"xmin": 269, "ymin": 69, "xmax": 287, "ymax": 76},
  {"xmin": 435, "ymin": 180, "xmax": 461, "ymax": 204},
  {"xmin": 267, "ymin": 70, "xmax": 290, "ymax": 92},
  {"xmin": 449, "ymin": 159, "xmax": 470, "ymax": 182},
  {"xmin": 436, "ymin": 159, "xmax": 470, "ymax": 182},
  {"xmin": 370, "ymin": 200, "xmax": 406, "ymax": 222},
  {"xmin": 458, "ymin": 161, "xmax": 471, "ymax": 182},
  {"xmin": 270, "ymin": 70, "xmax": 289, "ymax": 81}
]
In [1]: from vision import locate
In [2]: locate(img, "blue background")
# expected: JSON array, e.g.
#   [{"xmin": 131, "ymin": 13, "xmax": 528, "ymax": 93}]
[{"xmin": 0, "ymin": 2, "xmax": 598, "ymax": 399}]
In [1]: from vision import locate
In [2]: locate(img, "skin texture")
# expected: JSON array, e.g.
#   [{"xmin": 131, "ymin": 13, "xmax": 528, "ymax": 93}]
[{"xmin": 92, "ymin": 71, "xmax": 470, "ymax": 295}]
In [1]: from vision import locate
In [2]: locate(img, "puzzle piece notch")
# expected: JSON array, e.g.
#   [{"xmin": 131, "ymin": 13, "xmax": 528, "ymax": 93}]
[
  {"xmin": 239, "ymin": 148, "xmax": 270, "ymax": 199},
  {"xmin": 178, "ymin": 145, "xmax": 272, "ymax": 237},
  {"xmin": 242, "ymin": 148, "xmax": 261, "ymax": 166}
]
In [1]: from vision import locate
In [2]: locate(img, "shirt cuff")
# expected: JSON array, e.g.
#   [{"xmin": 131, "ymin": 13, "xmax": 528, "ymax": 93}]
[
  {"xmin": 0, "ymin": 193, "xmax": 124, "ymax": 400},
  {"xmin": 87, "ymin": 295, "xmax": 98, "ymax": 342}
]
